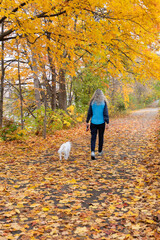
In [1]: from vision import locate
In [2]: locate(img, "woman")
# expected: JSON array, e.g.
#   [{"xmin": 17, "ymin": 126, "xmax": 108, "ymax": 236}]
[{"xmin": 86, "ymin": 89, "xmax": 109, "ymax": 160}]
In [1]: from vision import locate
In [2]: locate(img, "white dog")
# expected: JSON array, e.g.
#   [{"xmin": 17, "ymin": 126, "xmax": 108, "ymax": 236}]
[{"xmin": 58, "ymin": 141, "xmax": 71, "ymax": 160}]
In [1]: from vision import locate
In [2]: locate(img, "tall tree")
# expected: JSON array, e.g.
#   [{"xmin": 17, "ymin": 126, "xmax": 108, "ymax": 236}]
[
  {"xmin": 58, "ymin": 68, "xmax": 67, "ymax": 110},
  {"xmin": 46, "ymin": 31, "xmax": 57, "ymax": 110},
  {"xmin": 17, "ymin": 41, "xmax": 24, "ymax": 129},
  {"xmin": 0, "ymin": 22, "xmax": 4, "ymax": 127},
  {"xmin": 31, "ymin": 50, "xmax": 42, "ymax": 109}
]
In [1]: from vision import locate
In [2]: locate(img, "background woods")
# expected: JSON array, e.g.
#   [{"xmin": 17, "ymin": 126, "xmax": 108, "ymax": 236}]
[{"xmin": 0, "ymin": 0, "xmax": 160, "ymax": 138}]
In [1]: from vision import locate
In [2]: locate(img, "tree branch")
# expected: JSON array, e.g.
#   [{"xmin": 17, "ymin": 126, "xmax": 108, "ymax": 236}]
[
  {"xmin": 0, "ymin": 1, "xmax": 29, "ymax": 24},
  {"xmin": 5, "ymin": 80, "xmax": 36, "ymax": 119},
  {"xmin": 0, "ymin": 9, "xmax": 67, "ymax": 41}
]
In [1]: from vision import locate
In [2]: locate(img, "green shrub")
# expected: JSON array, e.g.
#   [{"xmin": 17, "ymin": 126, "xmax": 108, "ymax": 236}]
[
  {"xmin": 0, "ymin": 119, "xmax": 21, "ymax": 141},
  {"xmin": 25, "ymin": 107, "xmax": 77, "ymax": 136},
  {"xmin": 115, "ymin": 100, "xmax": 126, "ymax": 112}
]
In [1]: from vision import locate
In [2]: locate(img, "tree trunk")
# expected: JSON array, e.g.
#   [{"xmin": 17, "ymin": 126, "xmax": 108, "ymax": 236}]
[
  {"xmin": 26, "ymin": 43, "xmax": 42, "ymax": 109},
  {"xmin": 58, "ymin": 68, "xmax": 67, "ymax": 110},
  {"xmin": 68, "ymin": 78, "xmax": 73, "ymax": 106},
  {"xmin": 47, "ymin": 32, "xmax": 56, "ymax": 110},
  {"xmin": 17, "ymin": 42, "xmax": 24, "ymax": 129},
  {"xmin": 50, "ymin": 65, "xmax": 56, "ymax": 110},
  {"xmin": 43, "ymin": 91, "xmax": 47, "ymax": 139},
  {"xmin": 31, "ymin": 52, "xmax": 41, "ymax": 109},
  {"xmin": 0, "ymin": 23, "xmax": 4, "ymax": 128},
  {"xmin": 109, "ymin": 77, "xmax": 116, "ymax": 108}
]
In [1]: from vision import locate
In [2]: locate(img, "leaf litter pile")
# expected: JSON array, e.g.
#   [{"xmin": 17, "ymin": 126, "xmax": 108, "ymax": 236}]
[{"xmin": 0, "ymin": 108, "xmax": 160, "ymax": 240}]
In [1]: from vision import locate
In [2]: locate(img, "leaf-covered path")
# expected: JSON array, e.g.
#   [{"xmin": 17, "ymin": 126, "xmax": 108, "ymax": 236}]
[{"xmin": 0, "ymin": 108, "xmax": 160, "ymax": 240}]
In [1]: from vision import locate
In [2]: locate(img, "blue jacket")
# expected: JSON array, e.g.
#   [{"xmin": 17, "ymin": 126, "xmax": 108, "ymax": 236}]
[{"xmin": 86, "ymin": 100, "xmax": 109, "ymax": 124}]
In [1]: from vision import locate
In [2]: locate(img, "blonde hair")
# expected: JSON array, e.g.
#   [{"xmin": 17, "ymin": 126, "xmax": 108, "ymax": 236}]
[{"xmin": 90, "ymin": 89, "xmax": 106, "ymax": 105}]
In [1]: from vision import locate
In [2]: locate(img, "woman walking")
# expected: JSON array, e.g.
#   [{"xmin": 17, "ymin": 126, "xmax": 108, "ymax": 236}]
[{"xmin": 86, "ymin": 89, "xmax": 109, "ymax": 160}]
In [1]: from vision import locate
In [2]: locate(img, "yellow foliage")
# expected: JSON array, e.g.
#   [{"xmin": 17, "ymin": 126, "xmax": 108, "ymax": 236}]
[
  {"xmin": 123, "ymin": 85, "xmax": 131, "ymax": 109},
  {"xmin": 76, "ymin": 116, "xmax": 83, "ymax": 122},
  {"xmin": 67, "ymin": 105, "xmax": 75, "ymax": 115},
  {"xmin": 63, "ymin": 120, "xmax": 71, "ymax": 128},
  {"xmin": 0, "ymin": 0, "xmax": 160, "ymax": 81}
]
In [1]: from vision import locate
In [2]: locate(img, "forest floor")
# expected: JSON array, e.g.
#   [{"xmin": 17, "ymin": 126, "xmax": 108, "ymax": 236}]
[{"xmin": 0, "ymin": 107, "xmax": 160, "ymax": 240}]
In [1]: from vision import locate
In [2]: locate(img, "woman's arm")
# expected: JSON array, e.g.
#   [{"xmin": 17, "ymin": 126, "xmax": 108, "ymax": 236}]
[
  {"xmin": 103, "ymin": 101, "xmax": 109, "ymax": 124},
  {"xmin": 86, "ymin": 103, "xmax": 93, "ymax": 123}
]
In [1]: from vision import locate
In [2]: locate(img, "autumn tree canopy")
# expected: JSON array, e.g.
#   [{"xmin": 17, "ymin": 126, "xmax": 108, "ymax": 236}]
[
  {"xmin": 0, "ymin": 0, "xmax": 160, "ymax": 79},
  {"xmin": 0, "ymin": 0, "xmax": 160, "ymax": 131}
]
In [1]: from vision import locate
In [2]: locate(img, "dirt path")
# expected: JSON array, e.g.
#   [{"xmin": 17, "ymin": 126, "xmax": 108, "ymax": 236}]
[{"xmin": 0, "ymin": 108, "xmax": 160, "ymax": 240}]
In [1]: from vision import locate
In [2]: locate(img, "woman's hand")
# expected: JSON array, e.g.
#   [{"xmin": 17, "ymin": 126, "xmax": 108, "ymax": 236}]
[
  {"xmin": 86, "ymin": 123, "xmax": 89, "ymax": 131},
  {"xmin": 106, "ymin": 124, "xmax": 109, "ymax": 130}
]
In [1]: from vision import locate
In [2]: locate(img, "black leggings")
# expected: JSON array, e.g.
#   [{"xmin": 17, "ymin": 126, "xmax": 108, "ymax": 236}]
[{"xmin": 90, "ymin": 123, "xmax": 105, "ymax": 152}]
